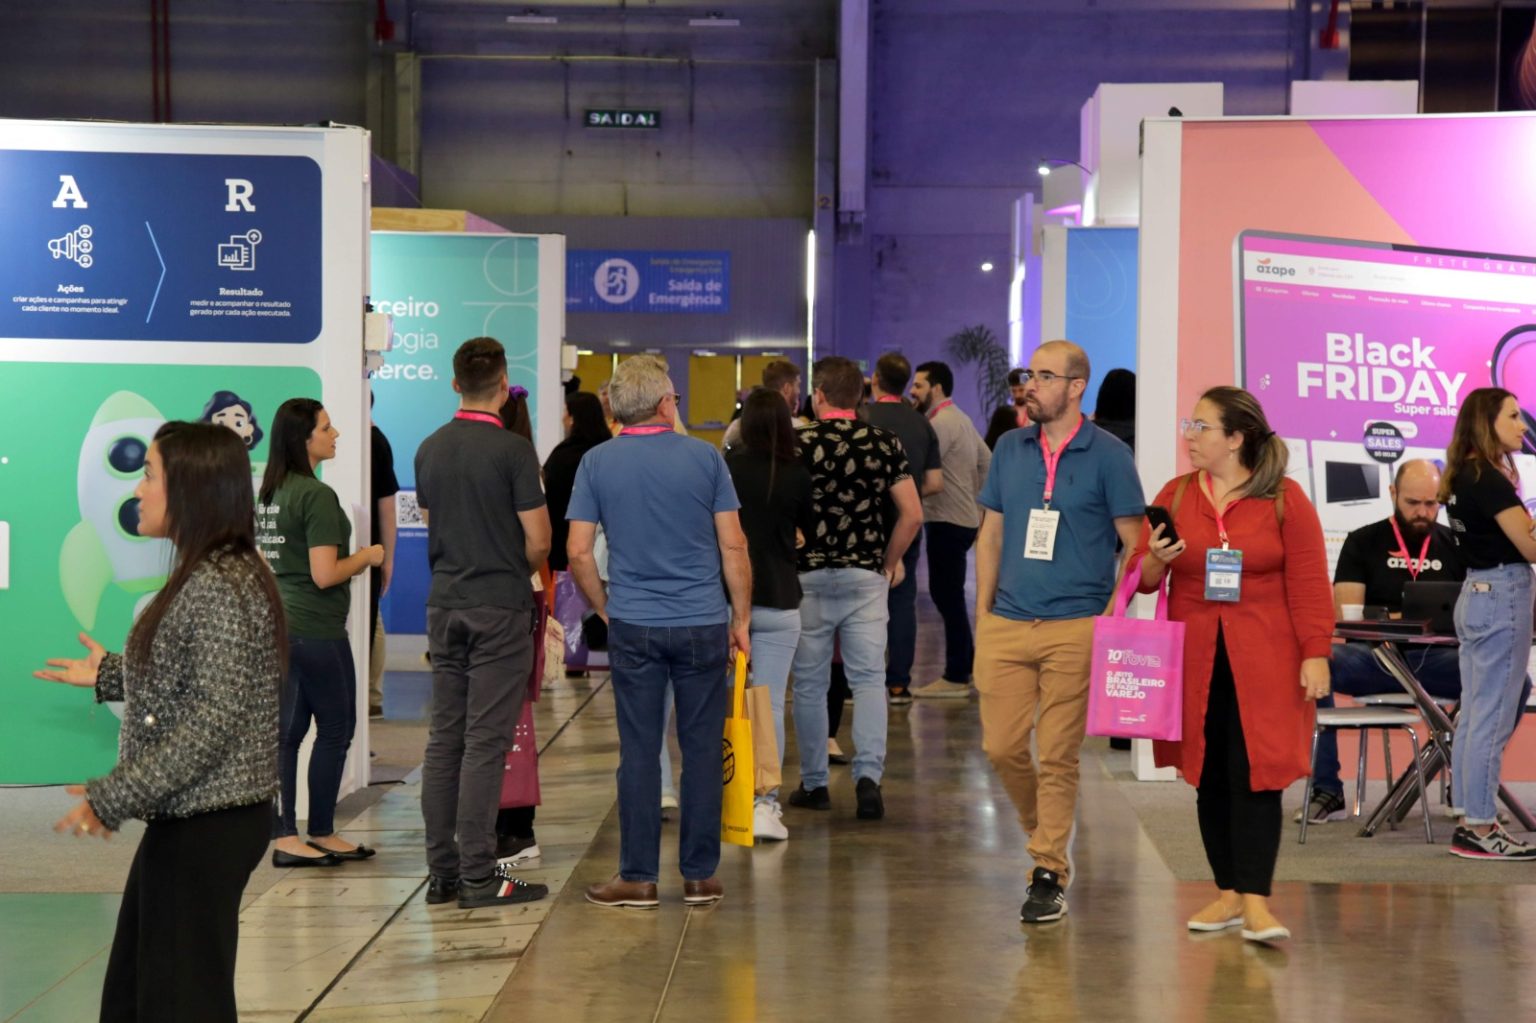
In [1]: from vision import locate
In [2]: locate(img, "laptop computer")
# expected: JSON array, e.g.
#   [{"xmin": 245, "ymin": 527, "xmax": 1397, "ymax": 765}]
[{"xmin": 1402, "ymin": 580, "xmax": 1463, "ymax": 635}]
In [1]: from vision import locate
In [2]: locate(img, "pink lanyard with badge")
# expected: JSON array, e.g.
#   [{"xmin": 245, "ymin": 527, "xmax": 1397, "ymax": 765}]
[
  {"xmin": 1200, "ymin": 471, "xmax": 1245, "ymax": 602},
  {"xmin": 925, "ymin": 399, "xmax": 954, "ymax": 421},
  {"xmin": 1022, "ymin": 418, "xmax": 1082, "ymax": 561},
  {"xmin": 1390, "ymin": 518, "xmax": 1433, "ymax": 581}
]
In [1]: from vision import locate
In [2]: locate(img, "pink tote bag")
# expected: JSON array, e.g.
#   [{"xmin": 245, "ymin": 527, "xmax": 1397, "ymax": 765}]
[{"xmin": 1087, "ymin": 562, "xmax": 1185, "ymax": 742}]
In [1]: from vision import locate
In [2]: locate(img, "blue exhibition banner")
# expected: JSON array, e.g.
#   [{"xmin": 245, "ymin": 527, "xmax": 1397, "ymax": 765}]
[
  {"xmin": 567, "ymin": 249, "xmax": 729, "ymax": 313},
  {"xmin": 1064, "ymin": 227, "xmax": 1138, "ymax": 414},
  {"xmin": 0, "ymin": 150, "xmax": 322, "ymax": 343}
]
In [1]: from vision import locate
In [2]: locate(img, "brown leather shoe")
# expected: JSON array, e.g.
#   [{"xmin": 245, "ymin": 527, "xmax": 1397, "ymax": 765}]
[
  {"xmin": 585, "ymin": 876, "xmax": 659, "ymax": 910},
  {"xmin": 683, "ymin": 877, "xmax": 724, "ymax": 906}
]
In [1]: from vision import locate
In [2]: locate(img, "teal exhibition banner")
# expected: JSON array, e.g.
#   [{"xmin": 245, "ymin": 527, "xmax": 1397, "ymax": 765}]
[{"xmin": 370, "ymin": 232, "xmax": 546, "ymax": 633}]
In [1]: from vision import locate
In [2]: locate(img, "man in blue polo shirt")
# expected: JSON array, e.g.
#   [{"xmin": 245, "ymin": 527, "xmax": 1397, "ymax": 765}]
[
  {"xmin": 975, "ymin": 340, "xmax": 1144, "ymax": 925},
  {"xmin": 566, "ymin": 355, "xmax": 753, "ymax": 911}
]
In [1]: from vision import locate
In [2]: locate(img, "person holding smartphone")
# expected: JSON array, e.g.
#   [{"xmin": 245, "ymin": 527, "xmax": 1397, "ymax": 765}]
[{"xmin": 1133, "ymin": 386, "xmax": 1332, "ymax": 943}]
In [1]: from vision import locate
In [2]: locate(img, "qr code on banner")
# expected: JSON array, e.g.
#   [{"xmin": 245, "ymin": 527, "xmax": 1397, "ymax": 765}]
[{"xmin": 396, "ymin": 490, "xmax": 424, "ymax": 529}]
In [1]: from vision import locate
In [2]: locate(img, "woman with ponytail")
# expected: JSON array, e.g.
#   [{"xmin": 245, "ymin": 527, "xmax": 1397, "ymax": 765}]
[{"xmin": 1131, "ymin": 385, "xmax": 1332, "ymax": 943}]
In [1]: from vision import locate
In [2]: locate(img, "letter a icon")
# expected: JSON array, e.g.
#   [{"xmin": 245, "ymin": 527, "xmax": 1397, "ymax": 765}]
[{"xmin": 53, "ymin": 175, "xmax": 88, "ymax": 209}]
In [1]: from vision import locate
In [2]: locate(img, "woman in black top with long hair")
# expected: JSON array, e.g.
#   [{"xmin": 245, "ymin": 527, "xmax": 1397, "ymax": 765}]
[
  {"xmin": 36, "ymin": 422, "xmax": 285, "ymax": 1022},
  {"xmin": 726, "ymin": 389, "xmax": 814, "ymax": 842},
  {"xmin": 544, "ymin": 392, "xmax": 612, "ymax": 571}
]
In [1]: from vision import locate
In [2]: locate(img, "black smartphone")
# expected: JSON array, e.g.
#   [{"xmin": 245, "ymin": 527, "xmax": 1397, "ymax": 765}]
[{"xmin": 1145, "ymin": 504, "xmax": 1180, "ymax": 546}]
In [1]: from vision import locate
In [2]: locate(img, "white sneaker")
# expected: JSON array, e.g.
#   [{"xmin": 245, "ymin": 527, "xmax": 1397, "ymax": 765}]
[
  {"xmin": 753, "ymin": 801, "xmax": 789, "ymax": 842},
  {"xmin": 661, "ymin": 792, "xmax": 680, "ymax": 812}
]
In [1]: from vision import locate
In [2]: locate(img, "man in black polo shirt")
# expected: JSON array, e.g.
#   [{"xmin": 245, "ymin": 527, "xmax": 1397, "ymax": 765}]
[
  {"xmin": 863, "ymin": 352, "xmax": 943, "ymax": 705},
  {"xmin": 1302, "ymin": 458, "xmax": 1465, "ymax": 824}
]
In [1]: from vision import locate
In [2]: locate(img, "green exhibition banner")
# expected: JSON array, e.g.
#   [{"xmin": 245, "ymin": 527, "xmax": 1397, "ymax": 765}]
[{"xmin": 0, "ymin": 363, "xmax": 321, "ymax": 783}]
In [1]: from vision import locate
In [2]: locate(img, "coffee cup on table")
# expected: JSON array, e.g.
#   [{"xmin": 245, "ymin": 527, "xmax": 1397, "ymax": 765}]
[{"xmin": 1341, "ymin": 604, "xmax": 1364, "ymax": 622}]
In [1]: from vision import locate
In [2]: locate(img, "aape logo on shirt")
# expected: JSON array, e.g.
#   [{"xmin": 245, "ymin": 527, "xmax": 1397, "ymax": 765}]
[{"xmin": 1386, "ymin": 554, "xmax": 1443, "ymax": 572}]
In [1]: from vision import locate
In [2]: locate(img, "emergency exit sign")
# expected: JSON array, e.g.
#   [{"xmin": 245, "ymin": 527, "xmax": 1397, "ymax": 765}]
[{"xmin": 585, "ymin": 109, "xmax": 661, "ymax": 129}]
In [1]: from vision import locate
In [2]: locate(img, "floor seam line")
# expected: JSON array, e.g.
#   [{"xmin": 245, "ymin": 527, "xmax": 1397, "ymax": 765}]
[
  {"xmin": 651, "ymin": 906, "xmax": 693, "ymax": 1023},
  {"xmin": 2, "ymin": 943, "xmax": 111, "ymax": 1023}
]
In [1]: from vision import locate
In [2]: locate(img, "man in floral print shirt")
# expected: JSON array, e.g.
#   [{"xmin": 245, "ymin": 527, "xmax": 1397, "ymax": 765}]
[{"xmin": 787, "ymin": 356, "xmax": 924, "ymax": 822}]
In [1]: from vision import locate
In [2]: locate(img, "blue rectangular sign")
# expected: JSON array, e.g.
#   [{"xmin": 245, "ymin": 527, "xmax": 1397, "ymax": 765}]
[
  {"xmin": 0, "ymin": 150, "xmax": 322, "ymax": 342},
  {"xmin": 567, "ymin": 249, "xmax": 729, "ymax": 313}
]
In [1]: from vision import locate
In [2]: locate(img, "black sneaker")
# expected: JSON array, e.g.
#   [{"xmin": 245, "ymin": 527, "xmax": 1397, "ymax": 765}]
[
  {"xmin": 788, "ymin": 784, "xmax": 831, "ymax": 811},
  {"xmin": 496, "ymin": 833, "xmax": 541, "ymax": 866},
  {"xmin": 887, "ymin": 687, "xmax": 913, "ymax": 707},
  {"xmin": 1020, "ymin": 867, "xmax": 1068, "ymax": 924},
  {"xmin": 1450, "ymin": 824, "xmax": 1536, "ymax": 861},
  {"xmin": 458, "ymin": 864, "xmax": 550, "ymax": 908},
  {"xmin": 424, "ymin": 875, "xmax": 460, "ymax": 905},
  {"xmin": 855, "ymin": 777, "xmax": 884, "ymax": 820},
  {"xmin": 1293, "ymin": 788, "xmax": 1348, "ymax": 824}
]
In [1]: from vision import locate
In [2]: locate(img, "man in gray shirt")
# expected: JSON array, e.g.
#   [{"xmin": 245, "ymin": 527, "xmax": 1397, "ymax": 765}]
[
  {"xmin": 416, "ymin": 337, "xmax": 552, "ymax": 910},
  {"xmin": 910, "ymin": 360, "xmax": 991, "ymax": 698},
  {"xmin": 863, "ymin": 352, "xmax": 944, "ymax": 704}
]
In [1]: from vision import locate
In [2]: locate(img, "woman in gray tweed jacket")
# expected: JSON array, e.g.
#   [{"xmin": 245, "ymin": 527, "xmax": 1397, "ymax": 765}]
[{"xmin": 35, "ymin": 421, "xmax": 285, "ymax": 1023}]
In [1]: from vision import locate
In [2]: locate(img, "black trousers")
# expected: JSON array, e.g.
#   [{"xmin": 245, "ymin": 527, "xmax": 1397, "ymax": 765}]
[
  {"xmin": 1196, "ymin": 632, "xmax": 1282, "ymax": 897},
  {"xmin": 101, "ymin": 800, "xmax": 270, "ymax": 1023},
  {"xmin": 925, "ymin": 521, "xmax": 978, "ymax": 683}
]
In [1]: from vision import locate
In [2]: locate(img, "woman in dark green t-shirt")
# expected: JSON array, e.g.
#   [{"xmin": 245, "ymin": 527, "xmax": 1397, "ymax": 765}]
[{"xmin": 258, "ymin": 398, "xmax": 384, "ymax": 867}]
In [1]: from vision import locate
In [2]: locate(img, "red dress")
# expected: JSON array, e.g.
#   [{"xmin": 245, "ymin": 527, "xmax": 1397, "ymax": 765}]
[{"xmin": 1131, "ymin": 475, "xmax": 1334, "ymax": 791}]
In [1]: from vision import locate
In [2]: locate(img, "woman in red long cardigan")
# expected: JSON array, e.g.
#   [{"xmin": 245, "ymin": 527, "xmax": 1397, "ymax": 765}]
[{"xmin": 1132, "ymin": 386, "xmax": 1333, "ymax": 944}]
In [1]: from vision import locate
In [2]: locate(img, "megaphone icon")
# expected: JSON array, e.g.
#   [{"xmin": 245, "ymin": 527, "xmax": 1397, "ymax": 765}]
[{"xmin": 49, "ymin": 224, "xmax": 94, "ymax": 269}]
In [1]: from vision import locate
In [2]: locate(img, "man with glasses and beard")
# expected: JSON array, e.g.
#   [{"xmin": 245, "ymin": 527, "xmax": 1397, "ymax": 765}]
[
  {"xmin": 1299, "ymin": 458, "xmax": 1467, "ymax": 825},
  {"xmin": 973, "ymin": 340, "xmax": 1143, "ymax": 924}
]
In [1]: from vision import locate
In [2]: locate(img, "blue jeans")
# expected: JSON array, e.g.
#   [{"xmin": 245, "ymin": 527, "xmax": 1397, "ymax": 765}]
[
  {"xmin": 1312, "ymin": 641, "xmax": 1462, "ymax": 797},
  {"xmin": 608, "ymin": 619, "xmax": 729, "ymax": 883},
  {"xmin": 792, "ymin": 568, "xmax": 891, "ymax": 789},
  {"xmin": 1453, "ymin": 565, "xmax": 1534, "ymax": 825},
  {"xmin": 748, "ymin": 607, "xmax": 803, "ymax": 804},
  {"xmin": 885, "ymin": 530, "xmax": 923, "ymax": 688},
  {"xmin": 275, "ymin": 637, "xmax": 357, "ymax": 838}
]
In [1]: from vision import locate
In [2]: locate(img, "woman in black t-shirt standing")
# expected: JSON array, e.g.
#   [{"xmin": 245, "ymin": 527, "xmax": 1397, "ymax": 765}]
[
  {"xmin": 726, "ymin": 390, "xmax": 814, "ymax": 842},
  {"xmin": 1442, "ymin": 387, "xmax": 1536, "ymax": 860}
]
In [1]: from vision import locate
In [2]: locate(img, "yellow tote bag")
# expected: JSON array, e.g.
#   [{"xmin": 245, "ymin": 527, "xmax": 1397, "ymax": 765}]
[{"xmin": 721, "ymin": 652, "xmax": 755, "ymax": 848}]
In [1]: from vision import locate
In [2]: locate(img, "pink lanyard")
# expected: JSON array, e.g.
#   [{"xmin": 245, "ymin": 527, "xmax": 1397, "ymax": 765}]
[
  {"xmin": 620, "ymin": 424, "xmax": 672, "ymax": 436},
  {"xmin": 454, "ymin": 410, "xmax": 503, "ymax": 427},
  {"xmin": 876, "ymin": 396, "xmax": 903, "ymax": 404},
  {"xmin": 1200, "ymin": 472, "xmax": 1239, "ymax": 549},
  {"xmin": 1039, "ymin": 418, "xmax": 1083, "ymax": 508},
  {"xmin": 820, "ymin": 409, "xmax": 856, "ymax": 420},
  {"xmin": 926, "ymin": 399, "xmax": 954, "ymax": 421},
  {"xmin": 1390, "ymin": 518, "xmax": 1433, "ymax": 581}
]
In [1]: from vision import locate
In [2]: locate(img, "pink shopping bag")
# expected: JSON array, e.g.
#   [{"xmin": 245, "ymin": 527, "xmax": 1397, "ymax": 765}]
[{"xmin": 1087, "ymin": 562, "xmax": 1184, "ymax": 742}]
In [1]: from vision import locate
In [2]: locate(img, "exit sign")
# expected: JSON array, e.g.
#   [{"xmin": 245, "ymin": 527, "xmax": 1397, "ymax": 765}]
[{"xmin": 585, "ymin": 109, "xmax": 661, "ymax": 129}]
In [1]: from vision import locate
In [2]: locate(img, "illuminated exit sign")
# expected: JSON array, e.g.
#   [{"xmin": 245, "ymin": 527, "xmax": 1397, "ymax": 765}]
[{"xmin": 585, "ymin": 109, "xmax": 661, "ymax": 129}]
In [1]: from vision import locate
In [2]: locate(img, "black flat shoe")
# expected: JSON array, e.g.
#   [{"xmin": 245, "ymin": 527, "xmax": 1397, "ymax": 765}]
[
  {"xmin": 272, "ymin": 848, "xmax": 343, "ymax": 868},
  {"xmin": 307, "ymin": 841, "xmax": 376, "ymax": 861}
]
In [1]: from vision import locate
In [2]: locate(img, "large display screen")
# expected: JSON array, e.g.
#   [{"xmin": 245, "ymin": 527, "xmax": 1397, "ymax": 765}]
[{"xmin": 1237, "ymin": 230, "xmax": 1536, "ymax": 566}]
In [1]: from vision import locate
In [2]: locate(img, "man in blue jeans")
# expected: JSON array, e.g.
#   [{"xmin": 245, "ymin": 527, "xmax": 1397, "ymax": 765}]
[
  {"xmin": 566, "ymin": 355, "xmax": 753, "ymax": 909},
  {"xmin": 789, "ymin": 356, "xmax": 923, "ymax": 820},
  {"xmin": 1303, "ymin": 459, "xmax": 1465, "ymax": 824}
]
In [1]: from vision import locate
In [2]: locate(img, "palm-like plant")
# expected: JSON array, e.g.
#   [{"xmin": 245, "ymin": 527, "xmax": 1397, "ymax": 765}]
[{"xmin": 944, "ymin": 324, "xmax": 1012, "ymax": 414}]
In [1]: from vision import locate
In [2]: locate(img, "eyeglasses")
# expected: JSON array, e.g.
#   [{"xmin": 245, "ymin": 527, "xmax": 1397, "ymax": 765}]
[
  {"xmin": 661, "ymin": 392, "xmax": 682, "ymax": 404},
  {"xmin": 1018, "ymin": 370, "xmax": 1081, "ymax": 385},
  {"xmin": 1179, "ymin": 418, "xmax": 1220, "ymax": 436}
]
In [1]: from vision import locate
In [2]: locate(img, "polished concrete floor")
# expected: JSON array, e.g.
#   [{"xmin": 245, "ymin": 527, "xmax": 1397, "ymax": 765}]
[{"xmin": 8, "ymin": 599, "xmax": 1536, "ymax": 1021}]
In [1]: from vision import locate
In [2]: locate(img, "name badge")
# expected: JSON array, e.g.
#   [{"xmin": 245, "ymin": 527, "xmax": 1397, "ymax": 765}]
[
  {"xmin": 1204, "ymin": 548, "xmax": 1242, "ymax": 602},
  {"xmin": 1025, "ymin": 508, "xmax": 1061, "ymax": 561}
]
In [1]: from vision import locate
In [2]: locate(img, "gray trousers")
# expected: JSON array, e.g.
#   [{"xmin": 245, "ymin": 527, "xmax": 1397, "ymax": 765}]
[{"xmin": 422, "ymin": 604, "xmax": 534, "ymax": 881}]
